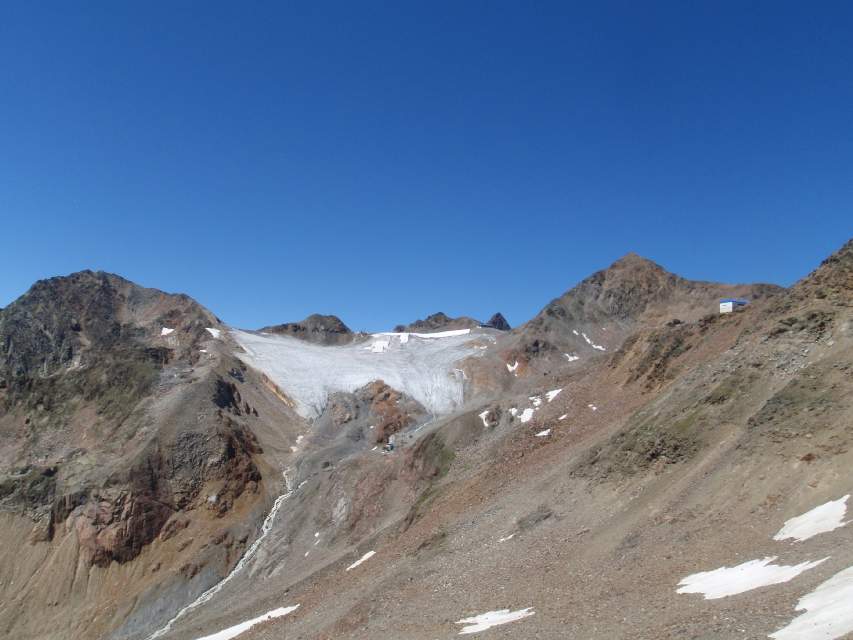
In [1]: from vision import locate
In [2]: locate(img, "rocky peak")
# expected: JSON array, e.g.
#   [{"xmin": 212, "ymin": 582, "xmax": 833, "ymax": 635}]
[
  {"xmin": 0, "ymin": 270, "xmax": 218, "ymax": 391},
  {"xmin": 484, "ymin": 312, "xmax": 511, "ymax": 331},
  {"xmin": 394, "ymin": 312, "xmax": 481, "ymax": 333},
  {"xmin": 260, "ymin": 314, "xmax": 353, "ymax": 345}
]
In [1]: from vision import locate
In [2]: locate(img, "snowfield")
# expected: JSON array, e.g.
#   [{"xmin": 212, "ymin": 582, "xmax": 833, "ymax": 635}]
[
  {"xmin": 676, "ymin": 557, "xmax": 827, "ymax": 600},
  {"xmin": 232, "ymin": 329, "xmax": 487, "ymax": 419},
  {"xmin": 774, "ymin": 495, "xmax": 849, "ymax": 542},
  {"xmin": 346, "ymin": 550, "xmax": 376, "ymax": 571},
  {"xmin": 195, "ymin": 605, "xmax": 299, "ymax": 640},
  {"xmin": 770, "ymin": 565, "xmax": 853, "ymax": 640},
  {"xmin": 455, "ymin": 608, "xmax": 535, "ymax": 634}
]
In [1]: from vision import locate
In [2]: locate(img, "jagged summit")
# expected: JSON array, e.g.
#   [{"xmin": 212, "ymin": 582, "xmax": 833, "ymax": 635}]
[
  {"xmin": 393, "ymin": 312, "xmax": 482, "ymax": 333},
  {"xmin": 260, "ymin": 313, "xmax": 353, "ymax": 345},
  {"xmin": 484, "ymin": 312, "xmax": 511, "ymax": 331},
  {"xmin": 0, "ymin": 269, "xmax": 219, "ymax": 388}
]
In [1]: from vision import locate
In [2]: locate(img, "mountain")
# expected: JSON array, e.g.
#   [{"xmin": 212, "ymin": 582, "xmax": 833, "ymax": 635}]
[
  {"xmin": 259, "ymin": 313, "xmax": 354, "ymax": 345},
  {"xmin": 1, "ymin": 243, "xmax": 851, "ymax": 640}
]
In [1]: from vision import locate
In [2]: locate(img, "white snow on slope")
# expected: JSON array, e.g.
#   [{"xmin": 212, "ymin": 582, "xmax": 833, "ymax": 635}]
[
  {"xmin": 518, "ymin": 408, "xmax": 535, "ymax": 423},
  {"xmin": 346, "ymin": 550, "xmax": 376, "ymax": 571},
  {"xmin": 677, "ymin": 557, "xmax": 828, "ymax": 600},
  {"xmin": 558, "ymin": 414, "xmax": 568, "ymax": 421},
  {"xmin": 506, "ymin": 361, "xmax": 519, "ymax": 374},
  {"xmin": 564, "ymin": 353, "xmax": 579, "ymax": 362},
  {"xmin": 498, "ymin": 534, "xmax": 515, "ymax": 543},
  {"xmin": 546, "ymin": 388, "xmax": 562, "ymax": 402},
  {"xmin": 456, "ymin": 608, "xmax": 535, "ymax": 635},
  {"xmin": 478, "ymin": 410, "xmax": 490, "ymax": 427},
  {"xmin": 581, "ymin": 332, "xmax": 606, "ymax": 351},
  {"xmin": 774, "ymin": 495, "xmax": 849, "ymax": 542},
  {"xmin": 160, "ymin": 327, "xmax": 174, "ymax": 336},
  {"xmin": 206, "ymin": 327, "xmax": 222, "ymax": 339},
  {"xmin": 769, "ymin": 565, "xmax": 853, "ymax": 640},
  {"xmin": 535, "ymin": 429, "xmax": 551, "ymax": 437},
  {"xmin": 196, "ymin": 605, "xmax": 299, "ymax": 640},
  {"xmin": 232, "ymin": 329, "xmax": 482, "ymax": 419},
  {"xmin": 529, "ymin": 395, "xmax": 542, "ymax": 408}
]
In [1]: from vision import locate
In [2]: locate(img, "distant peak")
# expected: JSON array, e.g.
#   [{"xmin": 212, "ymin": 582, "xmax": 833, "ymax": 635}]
[
  {"xmin": 259, "ymin": 314, "xmax": 352, "ymax": 345},
  {"xmin": 484, "ymin": 312, "xmax": 511, "ymax": 331}
]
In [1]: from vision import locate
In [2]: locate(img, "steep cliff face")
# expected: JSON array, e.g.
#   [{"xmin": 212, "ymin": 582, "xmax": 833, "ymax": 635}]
[{"xmin": 0, "ymin": 272, "xmax": 297, "ymax": 640}]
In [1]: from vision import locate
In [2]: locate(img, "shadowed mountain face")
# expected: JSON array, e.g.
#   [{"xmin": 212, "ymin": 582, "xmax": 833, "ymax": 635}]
[
  {"xmin": 259, "ymin": 314, "xmax": 353, "ymax": 345},
  {"xmin": 2, "ymin": 243, "xmax": 852, "ymax": 640}
]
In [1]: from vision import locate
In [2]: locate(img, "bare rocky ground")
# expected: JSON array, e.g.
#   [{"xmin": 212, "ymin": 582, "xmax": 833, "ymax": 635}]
[{"xmin": 1, "ymin": 242, "xmax": 851, "ymax": 640}]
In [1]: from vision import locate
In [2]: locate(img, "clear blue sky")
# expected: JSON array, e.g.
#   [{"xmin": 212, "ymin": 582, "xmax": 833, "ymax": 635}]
[{"xmin": 2, "ymin": 2, "xmax": 851, "ymax": 331}]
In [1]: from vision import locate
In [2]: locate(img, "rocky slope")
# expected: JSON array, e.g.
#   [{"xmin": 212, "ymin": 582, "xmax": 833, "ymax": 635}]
[
  {"xmin": 258, "ymin": 314, "xmax": 354, "ymax": 345},
  {"xmin": 1, "ymin": 243, "xmax": 851, "ymax": 640}
]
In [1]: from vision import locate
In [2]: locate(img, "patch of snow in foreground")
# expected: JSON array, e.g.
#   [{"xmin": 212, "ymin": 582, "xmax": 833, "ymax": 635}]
[
  {"xmin": 196, "ymin": 605, "xmax": 299, "ymax": 640},
  {"xmin": 564, "ymin": 353, "xmax": 579, "ymax": 362},
  {"xmin": 160, "ymin": 327, "xmax": 174, "ymax": 336},
  {"xmin": 769, "ymin": 565, "xmax": 853, "ymax": 640},
  {"xmin": 677, "ymin": 557, "xmax": 828, "ymax": 600},
  {"xmin": 535, "ymin": 429, "xmax": 551, "ymax": 437},
  {"xmin": 558, "ymin": 414, "xmax": 568, "ymax": 421},
  {"xmin": 346, "ymin": 550, "xmax": 376, "ymax": 571},
  {"xmin": 774, "ymin": 495, "xmax": 849, "ymax": 542},
  {"xmin": 519, "ymin": 408, "xmax": 535, "ymax": 423},
  {"xmin": 588, "ymin": 404, "xmax": 597, "ymax": 411},
  {"xmin": 206, "ymin": 327, "xmax": 221, "ymax": 339},
  {"xmin": 498, "ymin": 534, "xmax": 515, "ymax": 543},
  {"xmin": 509, "ymin": 407, "xmax": 518, "ymax": 417},
  {"xmin": 506, "ymin": 360, "xmax": 519, "ymax": 374},
  {"xmin": 545, "ymin": 388, "xmax": 562, "ymax": 402},
  {"xmin": 456, "ymin": 608, "xmax": 535, "ymax": 635},
  {"xmin": 529, "ymin": 395, "xmax": 542, "ymax": 407},
  {"xmin": 478, "ymin": 410, "xmax": 490, "ymax": 427}
]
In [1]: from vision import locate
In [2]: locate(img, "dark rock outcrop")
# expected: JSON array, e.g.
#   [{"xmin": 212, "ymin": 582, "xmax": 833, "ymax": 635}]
[
  {"xmin": 394, "ymin": 312, "xmax": 481, "ymax": 333},
  {"xmin": 484, "ymin": 312, "xmax": 511, "ymax": 331},
  {"xmin": 260, "ymin": 314, "xmax": 353, "ymax": 345}
]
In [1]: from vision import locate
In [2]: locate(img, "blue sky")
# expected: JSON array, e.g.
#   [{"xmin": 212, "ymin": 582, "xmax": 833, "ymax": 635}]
[{"xmin": 2, "ymin": 2, "xmax": 851, "ymax": 331}]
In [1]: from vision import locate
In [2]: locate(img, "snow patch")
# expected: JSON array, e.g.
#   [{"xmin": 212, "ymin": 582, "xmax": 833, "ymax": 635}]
[
  {"xmin": 478, "ymin": 410, "xmax": 490, "ymax": 427},
  {"xmin": 572, "ymin": 329, "xmax": 579, "ymax": 336},
  {"xmin": 545, "ymin": 388, "xmax": 562, "ymax": 402},
  {"xmin": 456, "ymin": 608, "xmax": 535, "ymax": 635},
  {"xmin": 498, "ymin": 534, "xmax": 515, "ymax": 543},
  {"xmin": 774, "ymin": 495, "xmax": 849, "ymax": 542},
  {"xmin": 676, "ymin": 557, "xmax": 828, "ymax": 600},
  {"xmin": 535, "ymin": 429, "xmax": 551, "ymax": 437},
  {"xmin": 558, "ymin": 414, "xmax": 568, "ymax": 421},
  {"xmin": 506, "ymin": 361, "xmax": 519, "ymax": 374},
  {"xmin": 195, "ymin": 605, "xmax": 300, "ymax": 640},
  {"xmin": 564, "ymin": 353, "xmax": 579, "ymax": 362},
  {"xmin": 509, "ymin": 408, "xmax": 518, "ymax": 417},
  {"xmin": 206, "ymin": 327, "xmax": 221, "ymax": 339},
  {"xmin": 160, "ymin": 327, "xmax": 174, "ymax": 336},
  {"xmin": 588, "ymin": 404, "xmax": 597, "ymax": 411},
  {"xmin": 346, "ymin": 550, "xmax": 376, "ymax": 571},
  {"xmin": 529, "ymin": 395, "xmax": 542, "ymax": 408},
  {"xmin": 518, "ymin": 408, "xmax": 534, "ymax": 423},
  {"xmin": 581, "ymin": 332, "xmax": 606, "ymax": 351},
  {"xmin": 769, "ymin": 565, "xmax": 853, "ymax": 640}
]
